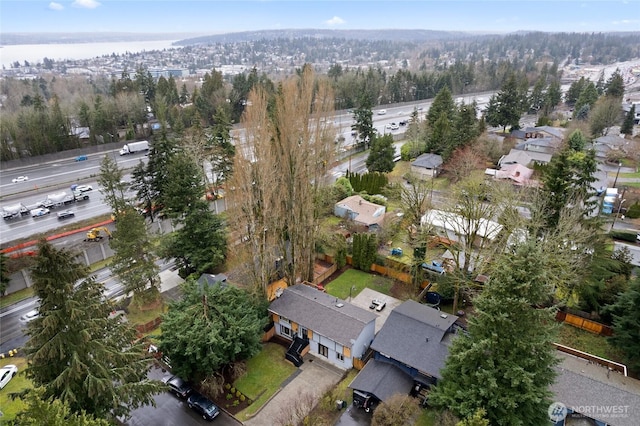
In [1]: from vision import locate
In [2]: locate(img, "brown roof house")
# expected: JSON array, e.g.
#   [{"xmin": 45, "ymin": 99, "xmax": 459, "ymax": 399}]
[
  {"xmin": 268, "ymin": 284, "xmax": 377, "ymax": 369},
  {"xmin": 484, "ymin": 163, "xmax": 536, "ymax": 186},
  {"xmin": 334, "ymin": 195, "xmax": 386, "ymax": 230}
]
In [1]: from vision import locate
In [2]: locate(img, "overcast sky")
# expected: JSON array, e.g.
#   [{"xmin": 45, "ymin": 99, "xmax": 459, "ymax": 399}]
[{"xmin": 1, "ymin": 0, "xmax": 638, "ymax": 34}]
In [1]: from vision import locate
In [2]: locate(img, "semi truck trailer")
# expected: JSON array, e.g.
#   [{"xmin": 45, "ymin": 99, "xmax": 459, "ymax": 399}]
[{"xmin": 119, "ymin": 140, "xmax": 149, "ymax": 155}]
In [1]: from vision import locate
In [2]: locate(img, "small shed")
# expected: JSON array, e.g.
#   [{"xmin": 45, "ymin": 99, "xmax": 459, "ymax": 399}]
[{"xmin": 410, "ymin": 153, "xmax": 443, "ymax": 178}]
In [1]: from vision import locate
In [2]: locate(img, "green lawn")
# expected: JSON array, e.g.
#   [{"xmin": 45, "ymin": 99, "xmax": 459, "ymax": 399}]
[
  {"xmin": 0, "ymin": 357, "xmax": 32, "ymax": 421},
  {"xmin": 324, "ymin": 269, "xmax": 393, "ymax": 299},
  {"xmin": 0, "ymin": 287, "xmax": 34, "ymax": 309},
  {"xmin": 556, "ymin": 323, "xmax": 624, "ymax": 362},
  {"xmin": 234, "ymin": 343, "xmax": 297, "ymax": 421}
]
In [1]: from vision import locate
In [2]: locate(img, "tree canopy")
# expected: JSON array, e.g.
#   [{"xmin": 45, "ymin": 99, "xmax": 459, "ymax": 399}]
[
  {"xmin": 23, "ymin": 239, "xmax": 162, "ymax": 421},
  {"xmin": 159, "ymin": 280, "xmax": 269, "ymax": 381}
]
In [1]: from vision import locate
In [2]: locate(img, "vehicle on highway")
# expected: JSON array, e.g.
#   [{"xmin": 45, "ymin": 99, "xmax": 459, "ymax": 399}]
[
  {"xmin": 187, "ymin": 391, "xmax": 220, "ymax": 421},
  {"xmin": 75, "ymin": 155, "xmax": 88, "ymax": 161},
  {"xmin": 376, "ymin": 109, "xmax": 387, "ymax": 115},
  {"xmin": 12, "ymin": 176, "xmax": 29, "ymax": 183},
  {"xmin": 422, "ymin": 260, "xmax": 446, "ymax": 275},
  {"xmin": 57, "ymin": 210, "xmax": 75, "ymax": 220},
  {"xmin": 386, "ymin": 122, "xmax": 399, "ymax": 130},
  {"xmin": 399, "ymin": 120, "xmax": 408, "ymax": 126},
  {"xmin": 0, "ymin": 365, "xmax": 18, "ymax": 389},
  {"xmin": 19, "ymin": 309, "xmax": 39, "ymax": 323},
  {"xmin": 30, "ymin": 207, "xmax": 50, "ymax": 218},
  {"xmin": 162, "ymin": 375, "xmax": 193, "ymax": 399},
  {"xmin": 73, "ymin": 184, "xmax": 93, "ymax": 192}
]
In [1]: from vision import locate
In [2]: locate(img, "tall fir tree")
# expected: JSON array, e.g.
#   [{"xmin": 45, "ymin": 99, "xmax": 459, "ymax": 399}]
[
  {"xmin": 620, "ymin": 105, "xmax": 635, "ymax": 136},
  {"xmin": 366, "ymin": 133, "xmax": 395, "ymax": 173},
  {"xmin": 429, "ymin": 240, "xmax": 560, "ymax": 426},
  {"xmin": 23, "ymin": 239, "xmax": 162, "ymax": 421}
]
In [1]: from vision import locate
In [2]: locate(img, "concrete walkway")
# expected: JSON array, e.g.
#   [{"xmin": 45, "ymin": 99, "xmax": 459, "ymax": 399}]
[{"xmin": 243, "ymin": 355, "xmax": 346, "ymax": 426}]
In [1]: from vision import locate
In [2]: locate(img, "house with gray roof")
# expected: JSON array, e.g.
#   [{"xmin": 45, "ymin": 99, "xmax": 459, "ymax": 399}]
[
  {"xmin": 498, "ymin": 148, "xmax": 552, "ymax": 167},
  {"xmin": 514, "ymin": 137, "xmax": 561, "ymax": 154},
  {"xmin": 268, "ymin": 284, "xmax": 377, "ymax": 369},
  {"xmin": 349, "ymin": 301, "xmax": 460, "ymax": 409},
  {"xmin": 410, "ymin": 153, "xmax": 443, "ymax": 178}
]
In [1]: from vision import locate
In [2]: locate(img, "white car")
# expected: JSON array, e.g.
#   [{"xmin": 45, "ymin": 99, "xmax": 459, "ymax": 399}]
[
  {"xmin": 12, "ymin": 176, "xmax": 28, "ymax": 183},
  {"xmin": 31, "ymin": 208, "xmax": 50, "ymax": 218},
  {"xmin": 377, "ymin": 109, "xmax": 387, "ymax": 115},
  {"xmin": 75, "ymin": 184, "xmax": 93, "ymax": 192},
  {"xmin": 0, "ymin": 364, "xmax": 18, "ymax": 389},
  {"xmin": 386, "ymin": 122, "xmax": 399, "ymax": 130},
  {"xmin": 20, "ymin": 309, "xmax": 39, "ymax": 323}
]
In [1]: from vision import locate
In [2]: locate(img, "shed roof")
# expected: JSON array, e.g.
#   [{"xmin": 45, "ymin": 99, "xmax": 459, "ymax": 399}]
[
  {"xmin": 268, "ymin": 284, "xmax": 377, "ymax": 348},
  {"xmin": 335, "ymin": 195, "xmax": 386, "ymax": 227},
  {"xmin": 370, "ymin": 300, "xmax": 457, "ymax": 378},
  {"xmin": 411, "ymin": 153, "xmax": 443, "ymax": 170}
]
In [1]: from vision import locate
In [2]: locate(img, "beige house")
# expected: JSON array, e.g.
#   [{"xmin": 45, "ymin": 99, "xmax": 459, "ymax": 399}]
[{"xmin": 334, "ymin": 195, "xmax": 386, "ymax": 229}]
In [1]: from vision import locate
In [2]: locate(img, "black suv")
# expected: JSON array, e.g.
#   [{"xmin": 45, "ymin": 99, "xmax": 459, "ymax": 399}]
[
  {"xmin": 162, "ymin": 375, "xmax": 193, "ymax": 399},
  {"xmin": 187, "ymin": 391, "xmax": 220, "ymax": 421}
]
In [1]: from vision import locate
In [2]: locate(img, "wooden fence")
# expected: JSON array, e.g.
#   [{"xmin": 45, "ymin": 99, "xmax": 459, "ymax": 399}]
[
  {"xmin": 135, "ymin": 317, "xmax": 162, "ymax": 335},
  {"xmin": 555, "ymin": 311, "xmax": 613, "ymax": 336}
]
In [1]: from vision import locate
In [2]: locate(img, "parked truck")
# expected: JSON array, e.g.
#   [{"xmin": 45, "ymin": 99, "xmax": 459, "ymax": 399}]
[
  {"xmin": 119, "ymin": 140, "xmax": 149, "ymax": 156},
  {"xmin": 39, "ymin": 191, "xmax": 89, "ymax": 209},
  {"xmin": 2, "ymin": 203, "xmax": 29, "ymax": 220}
]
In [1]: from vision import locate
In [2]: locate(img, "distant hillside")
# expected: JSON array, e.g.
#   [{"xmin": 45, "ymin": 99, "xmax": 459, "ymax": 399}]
[
  {"xmin": 175, "ymin": 29, "xmax": 477, "ymax": 45},
  {"xmin": 1, "ymin": 32, "xmax": 203, "ymax": 45}
]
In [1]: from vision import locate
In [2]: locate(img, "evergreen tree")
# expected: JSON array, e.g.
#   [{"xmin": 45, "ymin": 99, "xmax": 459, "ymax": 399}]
[
  {"xmin": 23, "ymin": 240, "xmax": 162, "ymax": 421},
  {"xmin": 604, "ymin": 69, "xmax": 625, "ymax": 98},
  {"xmin": 603, "ymin": 279, "xmax": 640, "ymax": 374},
  {"xmin": 97, "ymin": 154, "xmax": 128, "ymax": 220},
  {"xmin": 427, "ymin": 86, "xmax": 455, "ymax": 128},
  {"xmin": 366, "ymin": 133, "xmax": 395, "ymax": 173},
  {"xmin": 426, "ymin": 112, "xmax": 452, "ymax": 156},
  {"xmin": 162, "ymin": 151, "xmax": 206, "ymax": 220},
  {"xmin": 110, "ymin": 205, "xmax": 160, "ymax": 303},
  {"xmin": 0, "ymin": 253, "xmax": 10, "ymax": 296},
  {"xmin": 13, "ymin": 387, "xmax": 111, "ymax": 426},
  {"xmin": 352, "ymin": 95, "xmax": 375, "ymax": 150},
  {"xmin": 484, "ymin": 74, "xmax": 525, "ymax": 133},
  {"xmin": 430, "ymin": 240, "xmax": 560, "ymax": 426},
  {"xmin": 161, "ymin": 200, "xmax": 228, "ymax": 276},
  {"xmin": 621, "ymin": 105, "xmax": 635, "ymax": 136},
  {"xmin": 573, "ymin": 82, "xmax": 599, "ymax": 118},
  {"xmin": 564, "ymin": 77, "xmax": 588, "ymax": 107},
  {"xmin": 159, "ymin": 281, "xmax": 268, "ymax": 380}
]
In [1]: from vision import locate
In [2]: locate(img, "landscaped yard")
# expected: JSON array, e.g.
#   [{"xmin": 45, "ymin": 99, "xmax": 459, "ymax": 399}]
[
  {"xmin": 234, "ymin": 343, "xmax": 297, "ymax": 421},
  {"xmin": 324, "ymin": 268, "xmax": 394, "ymax": 299},
  {"xmin": 0, "ymin": 357, "xmax": 32, "ymax": 421}
]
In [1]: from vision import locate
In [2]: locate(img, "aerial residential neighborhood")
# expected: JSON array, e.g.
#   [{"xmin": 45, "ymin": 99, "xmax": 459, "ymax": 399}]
[{"xmin": 1, "ymin": 2, "xmax": 640, "ymax": 425}]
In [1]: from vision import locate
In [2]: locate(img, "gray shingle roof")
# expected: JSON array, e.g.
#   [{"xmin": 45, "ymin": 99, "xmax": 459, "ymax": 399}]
[
  {"xmin": 411, "ymin": 153, "xmax": 443, "ymax": 169},
  {"xmin": 268, "ymin": 284, "xmax": 377, "ymax": 348},
  {"xmin": 348, "ymin": 358, "xmax": 414, "ymax": 402},
  {"xmin": 370, "ymin": 300, "xmax": 458, "ymax": 379}
]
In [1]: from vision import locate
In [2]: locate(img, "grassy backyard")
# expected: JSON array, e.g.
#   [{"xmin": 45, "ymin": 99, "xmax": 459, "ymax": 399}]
[
  {"xmin": 555, "ymin": 323, "xmax": 624, "ymax": 362},
  {"xmin": 324, "ymin": 268, "xmax": 394, "ymax": 299},
  {"xmin": 234, "ymin": 343, "xmax": 298, "ymax": 421}
]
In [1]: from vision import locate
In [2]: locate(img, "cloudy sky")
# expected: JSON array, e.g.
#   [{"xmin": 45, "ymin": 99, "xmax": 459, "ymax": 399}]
[{"xmin": 1, "ymin": 0, "xmax": 638, "ymax": 34}]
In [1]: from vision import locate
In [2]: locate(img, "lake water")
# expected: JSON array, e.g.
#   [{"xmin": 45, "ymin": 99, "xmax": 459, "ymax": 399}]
[{"xmin": 0, "ymin": 40, "xmax": 180, "ymax": 68}]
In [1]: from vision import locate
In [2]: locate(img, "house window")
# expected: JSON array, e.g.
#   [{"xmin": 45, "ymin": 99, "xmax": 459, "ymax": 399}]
[
  {"xmin": 281, "ymin": 325, "xmax": 291, "ymax": 338},
  {"xmin": 318, "ymin": 344, "xmax": 328, "ymax": 358},
  {"xmin": 336, "ymin": 353, "xmax": 344, "ymax": 361}
]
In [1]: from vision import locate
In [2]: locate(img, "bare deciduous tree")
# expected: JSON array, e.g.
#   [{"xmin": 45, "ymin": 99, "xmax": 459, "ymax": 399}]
[{"xmin": 226, "ymin": 66, "xmax": 335, "ymax": 293}]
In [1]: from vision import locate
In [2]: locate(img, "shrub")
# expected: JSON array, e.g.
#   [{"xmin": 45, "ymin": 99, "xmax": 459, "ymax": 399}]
[
  {"xmin": 236, "ymin": 390, "xmax": 242, "ymax": 398},
  {"xmin": 226, "ymin": 393, "xmax": 233, "ymax": 400},
  {"xmin": 240, "ymin": 394, "xmax": 246, "ymax": 402},
  {"xmin": 225, "ymin": 383, "xmax": 231, "ymax": 390},
  {"xmin": 626, "ymin": 201, "xmax": 640, "ymax": 219},
  {"xmin": 233, "ymin": 400, "xmax": 240, "ymax": 406},
  {"xmin": 609, "ymin": 230, "xmax": 637, "ymax": 243},
  {"xmin": 230, "ymin": 387, "xmax": 236, "ymax": 394}
]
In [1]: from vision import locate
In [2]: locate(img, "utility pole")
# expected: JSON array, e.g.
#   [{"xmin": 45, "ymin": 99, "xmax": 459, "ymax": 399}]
[{"xmin": 610, "ymin": 185, "xmax": 627, "ymax": 232}]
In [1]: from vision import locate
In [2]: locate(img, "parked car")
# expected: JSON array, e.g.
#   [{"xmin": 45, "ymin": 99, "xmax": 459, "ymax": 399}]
[
  {"xmin": 187, "ymin": 391, "xmax": 220, "ymax": 421},
  {"xmin": 20, "ymin": 309, "xmax": 39, "ymax": 323},
  {"xmin": 30, "ymin": 207, "xmax": 50, "ymax": 218},
  {"xmin": 162, "ymin": 375, "xmax": 193, "ymax": 399},
  {"xmin": 57, "ymin": 210, "xmax": 75, "ymax": 220},
  {"xmin": 75, "ymin": 155, "xmax": 88, "ymax": 161},
  {"xmin": 12, "ymin": 176, "xmax": 28, "ymax": 183},
  {"xmin": 421, "ymin": 260, "xmax": 446, "ymax": 275},
  {"xmin": 0, "ymin": 364, "xmax": 18, "ymax": 389}
]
